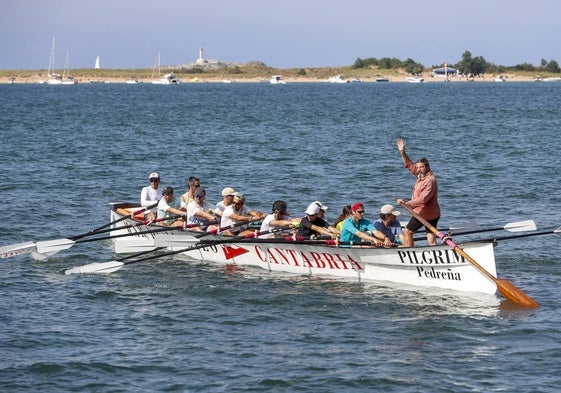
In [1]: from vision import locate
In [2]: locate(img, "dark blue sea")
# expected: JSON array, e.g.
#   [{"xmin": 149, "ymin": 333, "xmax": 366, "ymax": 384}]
[{"xmin": 1, "ymin": 81, "xmax": 560, "ymax": 392}]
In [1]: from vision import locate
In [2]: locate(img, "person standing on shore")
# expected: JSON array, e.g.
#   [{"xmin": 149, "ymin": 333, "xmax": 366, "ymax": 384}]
[{"xmin": 395, "ymin": 138, "xmax": 440, "ymax": 246}]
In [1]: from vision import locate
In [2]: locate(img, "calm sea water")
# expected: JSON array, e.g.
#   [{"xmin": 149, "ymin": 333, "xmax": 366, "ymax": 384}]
[{"xmin": 1, "ymin": 81, "xmax": 560, "ymax": 392}]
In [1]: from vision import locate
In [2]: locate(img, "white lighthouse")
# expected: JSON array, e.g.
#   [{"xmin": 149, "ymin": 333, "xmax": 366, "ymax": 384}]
[{"xmin": 196, "ymin": 47, "xmax": 205, "ymax": 64}]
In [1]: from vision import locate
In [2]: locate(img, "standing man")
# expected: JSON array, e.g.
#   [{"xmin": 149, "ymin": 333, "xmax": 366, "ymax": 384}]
[{"xmin": 395, "ymin": 138, "xmax": 440, "ymax": 246}]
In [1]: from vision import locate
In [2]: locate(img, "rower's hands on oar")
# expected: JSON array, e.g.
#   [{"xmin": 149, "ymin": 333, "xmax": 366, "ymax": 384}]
[{"xmin": 382, "ymin": 236, "xmax": 394, "ymax": 248}]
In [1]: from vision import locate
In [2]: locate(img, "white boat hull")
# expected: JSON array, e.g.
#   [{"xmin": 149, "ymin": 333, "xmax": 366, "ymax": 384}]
[
  {"xmin": 109, "ymin": 203, "xmax": 498, "ymax": 295},
  {"xmin": 170, "ymin": 240, "xmax": 497, "ymax": 295}
]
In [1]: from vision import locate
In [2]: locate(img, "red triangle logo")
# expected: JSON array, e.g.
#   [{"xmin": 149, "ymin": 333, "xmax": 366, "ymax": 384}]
[{"xmin": 222, "ymin": 245, "xmax": 249, "ymax": 260}]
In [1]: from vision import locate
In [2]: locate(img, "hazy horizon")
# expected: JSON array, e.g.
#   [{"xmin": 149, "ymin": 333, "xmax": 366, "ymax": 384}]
[{"xmin": 1, "ymin": 0, "xmax": 560, "ymax": 70}]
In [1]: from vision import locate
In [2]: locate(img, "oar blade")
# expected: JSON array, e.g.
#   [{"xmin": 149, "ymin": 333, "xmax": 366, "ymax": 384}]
[
  {"xmin": 36, "ymin": 239, "xmax": 76, "ymax": 255},
  {"xmin": 504, "ymin": 220, "xmax": 537, "ymax": 232},
  {"xmin": 496, "ymin": 278, "xmax": 540, "ymax": 308},
  {"xmin": 65, "ymin": 261, "xmax": 125, "ymax": 275},
  {"xmin": 0, "ymin": 241, "xmax": 36, "ymax": 259}
]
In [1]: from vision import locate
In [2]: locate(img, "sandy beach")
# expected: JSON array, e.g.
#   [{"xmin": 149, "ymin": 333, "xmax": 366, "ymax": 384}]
[{"xmin": 0, "ymin": 70, "xmax": 545, "ymax": 84}]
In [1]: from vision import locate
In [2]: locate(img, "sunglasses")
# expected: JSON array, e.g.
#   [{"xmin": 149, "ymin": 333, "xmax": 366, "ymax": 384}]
[
  {"xmin": 355, "ymin": 210, "xmax": 365, "ymax": 214},
  {"xmin": 150, "ymin": 178, "xmax": 160, "ymax": 182}
]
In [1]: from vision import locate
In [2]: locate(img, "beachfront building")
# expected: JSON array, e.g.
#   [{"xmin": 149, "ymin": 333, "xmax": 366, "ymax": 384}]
[{"xmin": 432, "ymin": 65, "xmax": 457, "ymax": 79}]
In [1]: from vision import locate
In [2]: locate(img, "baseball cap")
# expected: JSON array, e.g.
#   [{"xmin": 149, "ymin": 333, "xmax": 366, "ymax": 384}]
[
  {"xmin": 305, "ymin": 202, "xmax": 321, "ymax": 216},
  {"xmin": 380, "ymin": 204, "xmax": 400, "ymax": 216},
  {"xmin": 194, "ymin": 187, "xmax": 206, "ymax": 198},
  {"xmin": 351, "ymin": 202, "xmax": 364, "ymax": 212},
  {"xmin": 313, "ymin": 201, "xmax": 328, "ymax": 211},
  {"xmin": 162, "ymin": 186, "xmax": 174, "ymax": 195},
  {"xmin": 221, "ymin": 187, "xmax": 236, "ymax": 196},
  {"xmin": 233, "ymin": 192, "xmax": 245, "ymax": 203},
  {"xmin": 149, "ymin": 172, "xmax": 160, "ymax": 180}
]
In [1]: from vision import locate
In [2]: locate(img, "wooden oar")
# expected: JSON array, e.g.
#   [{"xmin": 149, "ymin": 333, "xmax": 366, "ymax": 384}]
[
  {"xmin": 413, "ymin": 220, "xmax": 537, "ymax": 242},
  {"xmin": 64, "ymin": 226, "xmax": 287, "ymax": 275},
  {"xmin": 396, "ymin": 198, "xmax": 540, "ymax": 308},
  {"xmin": 0, "ymin": 204, "xmax": 159, "ymax": 259}
]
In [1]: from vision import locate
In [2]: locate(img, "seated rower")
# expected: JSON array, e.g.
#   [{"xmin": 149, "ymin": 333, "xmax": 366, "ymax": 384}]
[
  {"xmin": 140, "ymin": 172, "xmax": 162, "ymax": 221},
  {"xmin": 186, "ymin": 187, "xmax": 217, "ymax": 232},
  {"xmin": 157, "ymin": 186, "xmax": 187, "ymax": 227},
  {"xmin": 296, "ymin": 202, "xmax": 339, "ymax": 240},
  {"xmin": 259, "ymin": 200, "xmax": 299, "ymax": 239},
  {"xmin": 374, "ymin": 204, "xmax": 404, "ymax": 247},
  {"xmin": 340, "ymin": 203, "xmax": 384, "ymax": 246},
  {"xmin": 220, "ymin": 192, "xmax": 266, "ymax": 236},
  {"xmin": 214, "ymin": 187, "xmax": 236, "ymax": 220}
]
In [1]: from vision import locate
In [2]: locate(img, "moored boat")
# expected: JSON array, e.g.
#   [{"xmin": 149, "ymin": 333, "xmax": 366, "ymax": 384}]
[
  {"xmin": 406, "ymin": 76, "xmax": 424, "ymax": 83},
  {"xmin": 328, "ymin": 74, "xmax": 350, "ymax": 83},
  {"xmin": 270, "ymin": 75, "xmax": 286, "ymax": 84}
]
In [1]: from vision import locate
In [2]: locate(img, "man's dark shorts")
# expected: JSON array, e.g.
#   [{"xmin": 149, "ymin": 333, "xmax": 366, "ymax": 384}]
[{"xmin": 406, "ymin": 216, "xmax": 440, "ymax": 232}]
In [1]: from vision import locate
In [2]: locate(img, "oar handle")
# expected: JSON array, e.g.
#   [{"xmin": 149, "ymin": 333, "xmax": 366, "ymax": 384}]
[{"xmin": 70, "ymin": 202, "xmax": 160, "ymax": 241}]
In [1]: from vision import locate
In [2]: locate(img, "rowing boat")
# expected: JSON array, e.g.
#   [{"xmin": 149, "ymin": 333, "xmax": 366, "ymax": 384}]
[{"xmin": 107, "ymin": 202, "xmax": 516, "ymax": 296}]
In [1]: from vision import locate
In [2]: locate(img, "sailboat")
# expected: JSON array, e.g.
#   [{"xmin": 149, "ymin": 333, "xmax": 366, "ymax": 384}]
[
  {"xmin": 61, "ymin": 51, "xmax": 77, "ymax": 84},
  {"xmin": 45, "ymin": 37, "xmax": 77, "ymax": 85},
  {"xmin": 46, "ymin": 37, "xmax": 63, "ymax": 84},
  {"xmin": 94, "ymin": 55, "xmax": 100, "ymax": 69},
  {"xmin": 151, "ymin": 52, "xmax": 180, "ymax": 85}
]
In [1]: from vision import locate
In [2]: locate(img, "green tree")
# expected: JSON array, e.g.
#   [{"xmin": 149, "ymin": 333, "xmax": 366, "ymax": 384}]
[
  {"xmin": 456, "ymin": 50, "xmax": 473, "ymax": 74},
  {"xmin": 514, "ymin": 63, "xmax": 535, "ymax": 71},
  {"xmin": 352, "ymin": 58, "xmax": 365, "ymax": 69},
  {"xmin": 297, "ymin": 68, "xmax": 307, "ymax": 75},
  {"xmin": 545, "ymin": 60, "xmax": 560, "ymax": 73},
  {"xmin": 402, "ymin": 58, "xmax": 423, "ymax": 74},
  {"xmin": 455, "ymin": 50, "xmax": 487, "ymax": 76}
]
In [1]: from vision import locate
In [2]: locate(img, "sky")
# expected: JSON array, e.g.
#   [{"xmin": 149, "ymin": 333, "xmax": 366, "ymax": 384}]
[{"xmin": 1, "ymin": 0, "xmax": 560, "ymax": 70}]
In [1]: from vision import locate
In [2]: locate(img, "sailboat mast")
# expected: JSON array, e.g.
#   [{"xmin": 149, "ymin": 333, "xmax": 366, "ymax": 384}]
[{"xmin": 48, "ymin": 37, "xmax": 56, "ymax": 77}]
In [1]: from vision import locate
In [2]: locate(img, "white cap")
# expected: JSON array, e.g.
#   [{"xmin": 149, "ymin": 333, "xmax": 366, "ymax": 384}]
[
  {"xmin": 221, "ymin": 187, "xmax": 236, "ymax": 196},
  {"xmin": 312, "ymin": 200, "xmax": 328, "ymax": 211},
  {"xmin": 305, "ymin": 202, "xmax": 321, "ymax": 216},
  {"xmin": 380, "ymin": 204, "xmax": 400, "ymax": 216},
  {"xmin": 149, "ymin": 172, "xmax": 159, "ymax": 179}
]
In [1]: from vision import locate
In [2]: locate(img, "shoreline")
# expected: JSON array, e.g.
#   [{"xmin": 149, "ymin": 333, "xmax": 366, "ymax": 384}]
[
  {"xmin": 0, "ymin": 70, "xmax": 549, "ymax": 84},
  {"xmin": 0, "ymin": 75, "xmax": 544, "ymax": 84}
]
